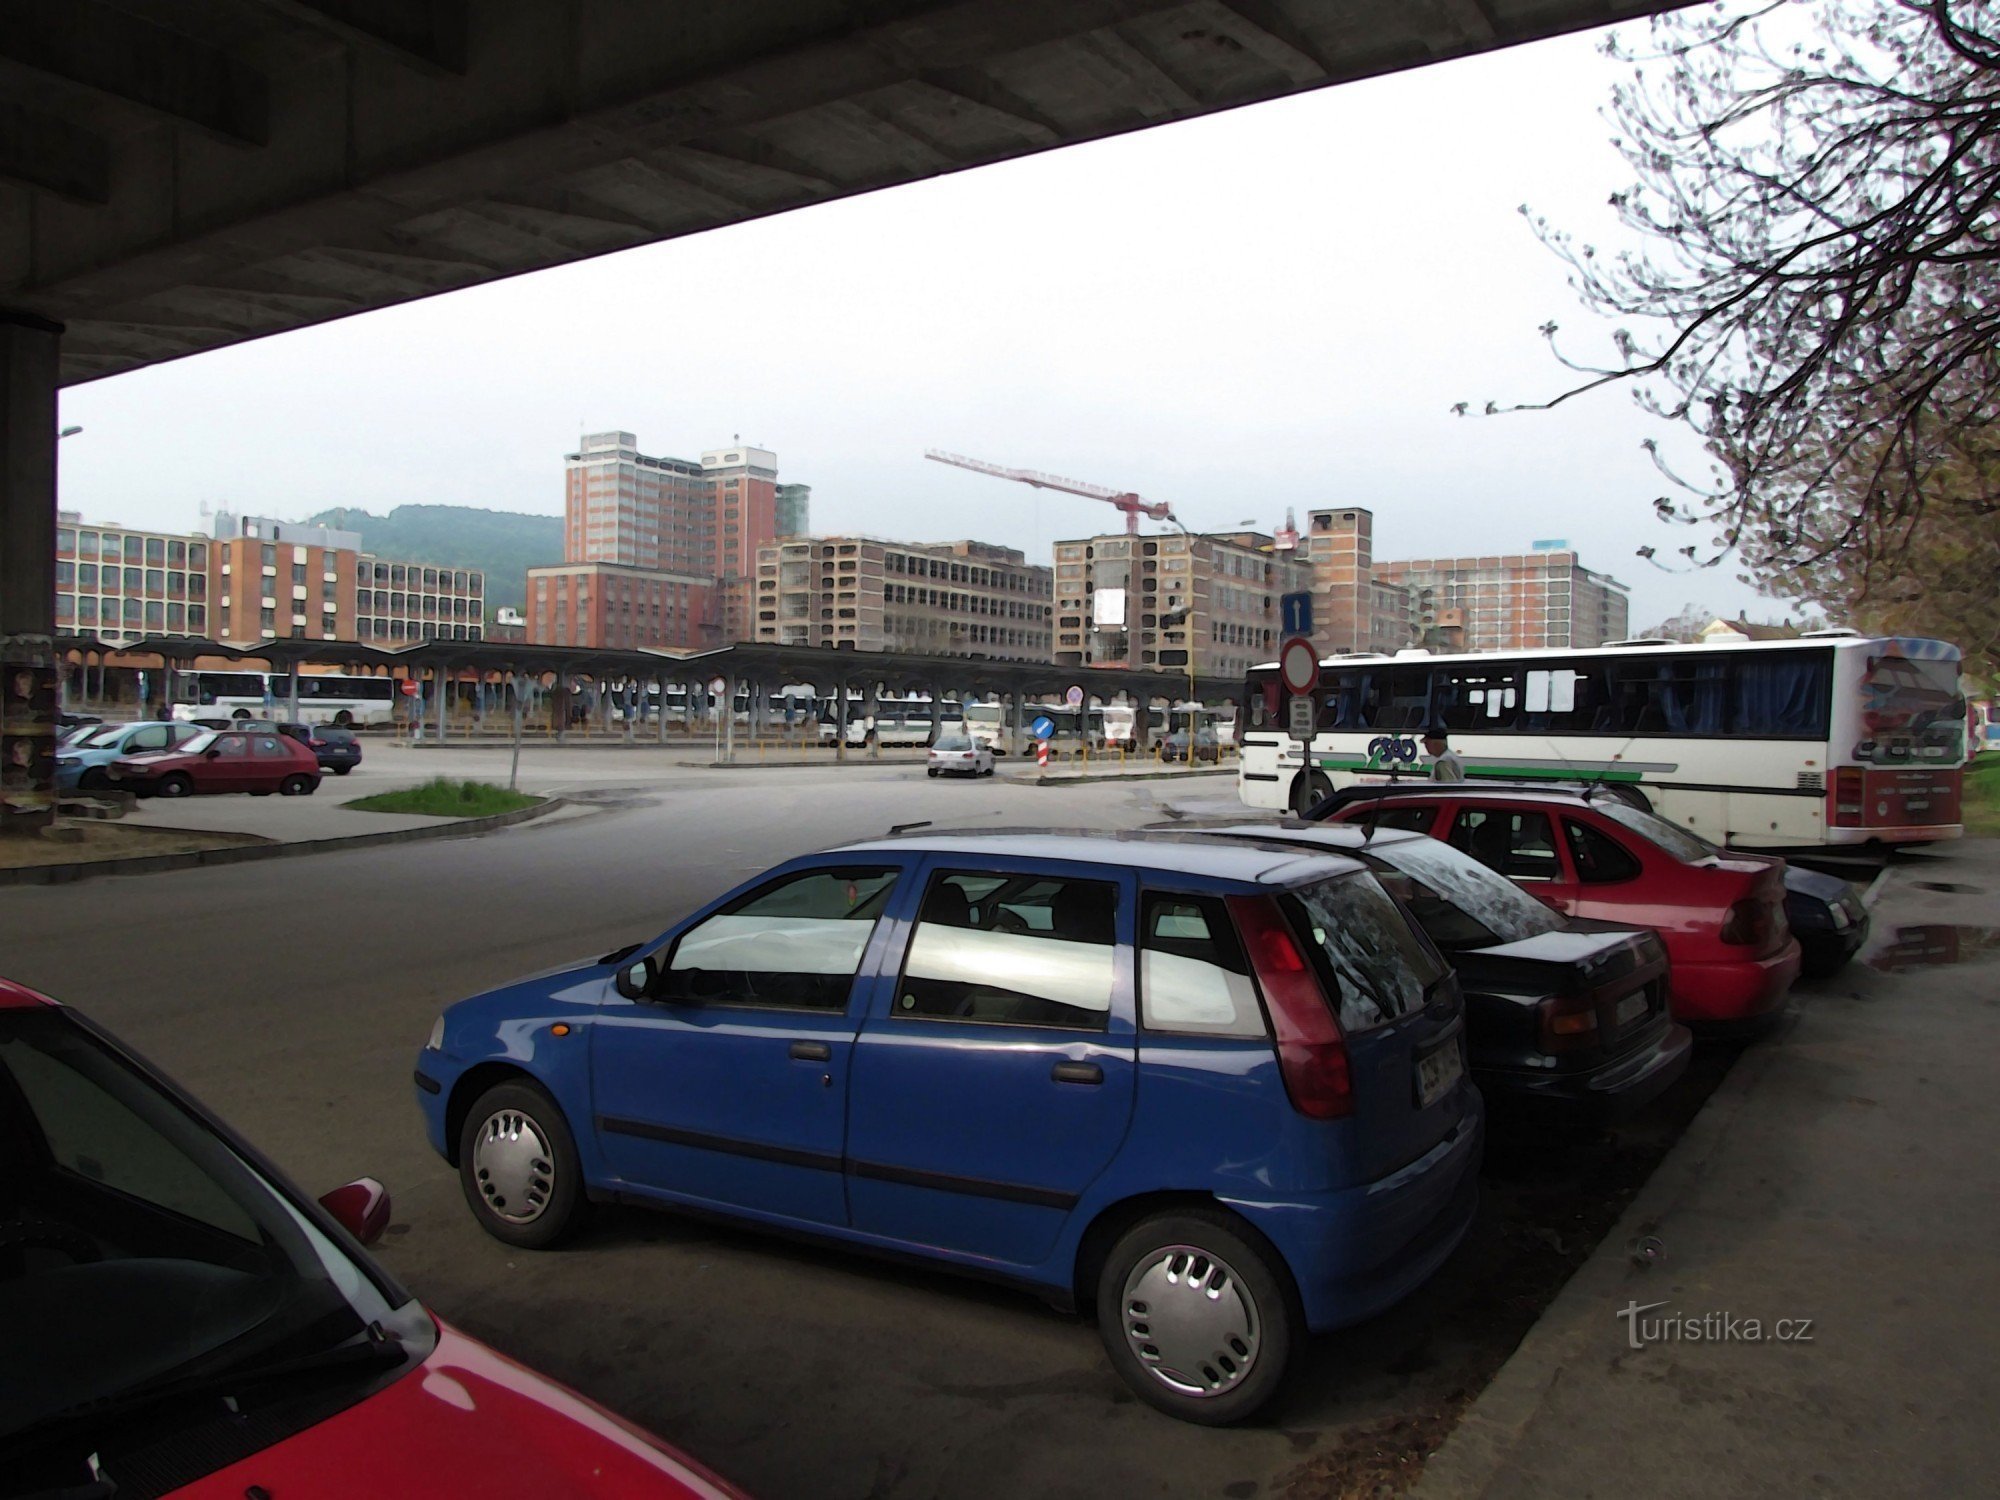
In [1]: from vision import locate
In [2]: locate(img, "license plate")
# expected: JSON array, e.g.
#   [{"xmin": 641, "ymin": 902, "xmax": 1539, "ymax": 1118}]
[
  {"xmin": 1415, "ymin": 1040, "xmax": 1463, "ymax": 1108},
  {"xmin": 1615, "ymin": 991, "xmax": 1650, "ymax": 1027}
]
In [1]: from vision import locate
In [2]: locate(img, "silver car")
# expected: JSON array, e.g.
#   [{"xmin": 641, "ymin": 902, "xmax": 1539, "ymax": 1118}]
[{"xmin": 927, "ymin": 732, "xmax": 995, "ymax": 778}]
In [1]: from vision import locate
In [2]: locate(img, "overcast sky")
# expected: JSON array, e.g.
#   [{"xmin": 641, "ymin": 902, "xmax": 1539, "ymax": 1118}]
[{"xmin": 56, "ymin": 19, "xmax": 1769, "ymax": 634}]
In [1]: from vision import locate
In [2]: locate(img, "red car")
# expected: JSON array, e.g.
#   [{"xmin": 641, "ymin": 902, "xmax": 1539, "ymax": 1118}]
[
  {"xmin": 109, "ymin": 726, "xmax": 322, "ymax": 798},
  {"xmin": 0, "ymin": 978, "xmax": 748, "ymax": 1499},
  {"xmin": 1322, "ymin": 787, "xmax": 1801, "ymax": 1031}
]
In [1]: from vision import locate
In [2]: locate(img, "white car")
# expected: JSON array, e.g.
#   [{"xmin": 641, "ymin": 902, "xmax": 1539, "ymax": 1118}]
[{"xmin": 927, "ymin": 732, "xmax": 995, "ymax": 778}]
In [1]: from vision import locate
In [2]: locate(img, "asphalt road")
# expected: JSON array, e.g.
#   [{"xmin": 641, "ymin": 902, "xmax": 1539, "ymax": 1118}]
[{"xmin": 0, "ymin": 763, "xmax": 1828, "ymax": 1499}]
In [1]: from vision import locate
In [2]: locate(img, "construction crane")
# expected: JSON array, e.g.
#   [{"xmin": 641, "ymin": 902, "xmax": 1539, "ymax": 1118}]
[{"xmin": 925, "ymin": 449, "xmax": 1177, "ymax": 535}]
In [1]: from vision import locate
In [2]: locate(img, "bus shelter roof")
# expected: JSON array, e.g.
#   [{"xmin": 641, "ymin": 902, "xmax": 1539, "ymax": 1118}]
[{"xmin": 58, "ymin": 636, "xmax": 1238, "ymax": 704}]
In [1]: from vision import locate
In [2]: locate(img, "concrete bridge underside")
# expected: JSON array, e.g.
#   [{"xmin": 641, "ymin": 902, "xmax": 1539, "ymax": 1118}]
[{"xmin": 0, "ymin": 0, "xmax": 1695, "ymax": 825}]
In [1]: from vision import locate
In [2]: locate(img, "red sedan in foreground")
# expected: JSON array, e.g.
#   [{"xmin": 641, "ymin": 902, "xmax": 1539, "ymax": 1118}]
[
  {"xmin": 109, "ymin": 727, "xmax": 322, "ymax": 798},
  {"xmin": 1322, "ymin": 787, "xmax": 1801, "ymax": 1031},
  {"xmin": 0, "ymin": 978, "xmax": 747, "ymax": 1499}
]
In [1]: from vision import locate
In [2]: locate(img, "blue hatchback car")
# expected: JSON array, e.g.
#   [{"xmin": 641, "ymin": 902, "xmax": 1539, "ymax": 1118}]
[
  {"xmin": 415, "ymin": 831, "xmax": 1483, "ymax": 1423},
  {"xmin": 54, "ymin": 720, "xmax": 202, "ymax": 792}
]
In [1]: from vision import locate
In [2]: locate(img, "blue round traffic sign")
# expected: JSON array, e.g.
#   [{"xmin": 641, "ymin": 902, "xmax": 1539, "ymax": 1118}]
[{"xmin": 1030, "ymin": 715, "xmax": 1056, "ymax": 740}]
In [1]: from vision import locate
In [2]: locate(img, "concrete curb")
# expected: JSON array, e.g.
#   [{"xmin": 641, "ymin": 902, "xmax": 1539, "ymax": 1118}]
[
  {"xmin": 0, "ymin": 796, "xmax": 568, "ymax": 888},
  {"xmin": 1411, "ymin": 1026, "xmax": 1797, "ymax": 1500},
  {"xmin": 1033, "ymin": 767, "xmax": 1237, "ymax": 786}
]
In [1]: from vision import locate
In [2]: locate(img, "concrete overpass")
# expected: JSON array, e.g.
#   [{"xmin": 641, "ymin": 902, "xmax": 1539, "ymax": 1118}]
[{"xmin": 1, "ymin": 0, "xmax": 1693, "ymax": 825}]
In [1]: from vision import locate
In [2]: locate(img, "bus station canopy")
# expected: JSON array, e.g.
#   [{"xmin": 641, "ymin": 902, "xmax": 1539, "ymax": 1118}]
[{"xmin": 58, "ymin": 635, "xmax": 1239, "ymax": 705}]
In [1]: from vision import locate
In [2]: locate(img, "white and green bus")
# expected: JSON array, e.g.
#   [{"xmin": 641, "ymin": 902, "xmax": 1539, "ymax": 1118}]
[{"xmin": 1238, "ymin": 633, "xmax": 1968, "ymax": 848}]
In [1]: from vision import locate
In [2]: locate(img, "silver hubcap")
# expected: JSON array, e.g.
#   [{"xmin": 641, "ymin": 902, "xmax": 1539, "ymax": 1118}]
[
  {"xmin": 472, "ymin": 1109, "xmax": 556, "ymax": 1224},
  {"xmin": 1122, "ymin": 1245, "xmax": 1260, "ymax": 1398}
]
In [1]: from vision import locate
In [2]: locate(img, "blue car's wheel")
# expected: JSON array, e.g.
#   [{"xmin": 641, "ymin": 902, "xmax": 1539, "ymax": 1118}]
[
  {"xmin": 458, "ymin": 1080, "xmax": 588, "ymax": 1249},
  {"xmin": 1095, "ymin": 1208, "xmax": 1301, "ymax": 1425}
]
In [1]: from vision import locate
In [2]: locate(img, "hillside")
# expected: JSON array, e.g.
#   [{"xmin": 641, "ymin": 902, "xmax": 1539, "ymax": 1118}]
[{"xmin": 304, "ymin": 505, "xmax": 562, "ymax": 613}]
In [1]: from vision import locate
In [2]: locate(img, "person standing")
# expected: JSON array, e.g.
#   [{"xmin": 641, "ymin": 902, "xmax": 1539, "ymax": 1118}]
[{"xmin": 1424, "ymin": 728, "xmax": 1466, "ymax": 782}]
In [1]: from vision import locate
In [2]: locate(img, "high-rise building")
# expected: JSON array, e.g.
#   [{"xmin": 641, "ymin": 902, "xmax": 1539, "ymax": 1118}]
[
  {"xmin": 775, "ymin": 483, "xmax": 811, "ymax": 538},
  {"xmin": 1372, "ymin": 548, "xmax": 1631, "ymax": 652},
  {"xmin": 1300, "ymin": 507, "xmax": 1375, "ymax": 654},
  {"xmin": 754, "ymin": 537, "xmax": 1052, "ymax": 659},
  {"xmin": 558, "ymin": 432, "xmax": 795, "ymax": 644},
  {"xmin": 1052, "ymin": 530, "xmax": 1311, "ymax": 679}
]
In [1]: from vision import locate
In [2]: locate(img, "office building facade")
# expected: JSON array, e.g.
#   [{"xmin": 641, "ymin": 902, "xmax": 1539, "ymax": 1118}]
[
  {"xmin": 754, "ymin": 536, "xmax": 1052, "ymax": 659},
  {"xmin": 1052, "ymin": 530, "xmax": 1310, "ymax": 679},
  {"xmin": 527, "ymin": 561, "xmax": 714, "ymax": 651},
  {"xmin": 1372, "ymin": 549, "xmax": 1631, "ymax": 652}
]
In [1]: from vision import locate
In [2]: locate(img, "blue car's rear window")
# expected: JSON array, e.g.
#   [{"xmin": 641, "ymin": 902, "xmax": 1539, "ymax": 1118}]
[{"xmin": 1282, "ymin": 874, "xmax": 1444, "ymax": 1032}]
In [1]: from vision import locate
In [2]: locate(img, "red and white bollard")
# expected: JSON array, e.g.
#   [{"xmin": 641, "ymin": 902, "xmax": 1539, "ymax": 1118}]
[{"xmin": 1036, "ymin": 739, "xmax": 1049, "ymax": 770}]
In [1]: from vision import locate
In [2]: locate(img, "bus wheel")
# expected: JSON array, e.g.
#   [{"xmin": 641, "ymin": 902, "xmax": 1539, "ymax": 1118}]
[
  {"xmin": 1289, "ymin": 771, "xmax": 1332, "ymax": 818},
  {"xmin": 232, "ymin": 709, "xmax": 251, "ymax": 721},
  {"xmin": 334, "ymin": 710, "xmax": 354, "ymax": 727}
]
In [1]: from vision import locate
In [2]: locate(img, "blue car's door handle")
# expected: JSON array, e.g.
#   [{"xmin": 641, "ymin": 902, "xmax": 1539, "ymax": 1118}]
[
  {"xmin": 1051, "ymin": 1061, "xmax": 1103, "ymax": 1085},
  {"xmin": 789, "ymin": 1041, "xmax": 832, "ymax": 1062}
]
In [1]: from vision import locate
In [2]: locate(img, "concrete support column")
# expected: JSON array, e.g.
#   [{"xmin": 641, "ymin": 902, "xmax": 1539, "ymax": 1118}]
[
  {"xmin": 835, "ymin": 677, "xmax": 850, "ymax": 764},
  {"xmin": 0, "ymin": 311, "xmax": 62, "ymax": 832},
  {"xmin": 657, "ymin": 674, "xmax": 669, "ymax": 744},
  {"xmin": 723, "ymin": 675, "xmax": 737, "ymax": 763},
  {"xmin": 435, "ymin": 662, "xmax": 449, "ymax": 742}
]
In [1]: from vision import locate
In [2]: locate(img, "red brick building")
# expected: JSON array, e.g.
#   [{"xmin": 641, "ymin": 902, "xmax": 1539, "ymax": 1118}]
[{"xmin": 527, "ymin": 562, "xmax": 714, "ymax": 651}]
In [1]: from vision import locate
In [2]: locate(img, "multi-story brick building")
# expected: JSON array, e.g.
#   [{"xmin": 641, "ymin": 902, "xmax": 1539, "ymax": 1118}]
[
  {"xmin": 557, "ymin": 432, "xmax": 792, "ymax": 645},
  {"xmin": 564, "ymin": 431, "xmax": 712, "ymax": 574},
  {"xmin": 754, "ymin": 537, "xmax": 1052, "ymax": 659},
  {"xmin": 1052, "ymin": 529, "xmax": 1310, "ymax": 679},
  {"xmin": 775, "ymin": 483, "xmax": 811, "ymax": 538},
  {"xmin": 353, "ymin": 556, "xmax": 485, "ymax": 644},
  {"xmin": 527, "ymin": 561, "xmax": 714, "ymax": 651},
  {"xmin": 54, "ymin": 513, "xmax": 212, "ymax": 644},
  {"xmin": 1371, "ymin": 547, "xmax": 1630, "ymax": 653}
]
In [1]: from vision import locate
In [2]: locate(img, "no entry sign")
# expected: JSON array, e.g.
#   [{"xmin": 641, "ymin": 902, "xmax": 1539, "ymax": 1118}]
[{"xmin": 1279, "ymin": 637, "xmax": 1319, "ymax": 697}]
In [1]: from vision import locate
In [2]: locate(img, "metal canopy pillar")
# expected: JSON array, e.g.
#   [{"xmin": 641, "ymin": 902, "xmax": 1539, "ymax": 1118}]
[{"xmin": 0, "ymin": 311, "xmax": 62, "ymax": 832}]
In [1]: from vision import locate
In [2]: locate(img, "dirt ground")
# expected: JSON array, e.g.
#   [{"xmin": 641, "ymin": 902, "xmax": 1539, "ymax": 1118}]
[{"xmin": 0, "ymin": 819, "xmax": 269, "ymax": 869}]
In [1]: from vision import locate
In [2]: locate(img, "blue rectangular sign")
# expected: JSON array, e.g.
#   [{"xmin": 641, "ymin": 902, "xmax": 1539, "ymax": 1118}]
[{"xmin": 1280, "ymin": 591, "xmax": 1313, "ymax": 637}]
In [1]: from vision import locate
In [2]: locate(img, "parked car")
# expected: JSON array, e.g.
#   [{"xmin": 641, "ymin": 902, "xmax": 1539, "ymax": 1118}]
[
  {"xmin": 1314, "ymin": 779, "xmax": 1871, "ymax": 978},
  {"xmin": 188, "ymin": 716, "xmax": 279, "ymax": 732},
  {"xmin": 279, "ymin": 721, "xmax": 364, "ymax": 775},
  {"xmin": 108, "ymin": 728, "xmax": 323, "ymax": 799},
  {"xmin": 0, "ymin": 978, "xmax": 749, "ymax": 1499},
  {"xmin": 1317, "ymin": 786, "xmax": 1801, "ymax": 1032},
  {"xmin": 925, "ymin": 732, "xmax": 995, "ymax": 778},
  {"xmin": 1165, "ymin": 822, "xmax": 1690, "ymax": 1119},
  {"xmin": 416, "ymin": 831, "xmax": 1483, "ymax": 1423},
  {"xmin": 54, "ymin": 720, "xmax": 203, "ymax": 792},
  {"xmin": 1160, "ymin": 727, "xmax": 1221, "ymax": 764},
  {"xmin": 55, "ymin": 713, "xmax": 104, "ymax": 746}
]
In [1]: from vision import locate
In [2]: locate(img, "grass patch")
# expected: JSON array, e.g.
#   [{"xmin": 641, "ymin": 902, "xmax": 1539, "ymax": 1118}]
[
  {"xmin": 345, "ymin": 778, "xmax": 541, "ymax": 819},
  {"xmin": 1965, "ymin": 755, "xmax": 2000, "ymax": 837}
]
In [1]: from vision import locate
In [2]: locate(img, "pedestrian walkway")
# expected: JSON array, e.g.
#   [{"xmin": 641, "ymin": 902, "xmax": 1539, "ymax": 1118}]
[{"xmin": 1415, "ymin": 839, "xmax": 2000, "ymax": 1500}]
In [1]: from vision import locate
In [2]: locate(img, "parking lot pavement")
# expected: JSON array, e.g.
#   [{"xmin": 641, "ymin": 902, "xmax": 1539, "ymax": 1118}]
[
  {"xmin": 11, "ymin": 771, "xmax": 1973, "ymax": 1499},
  {"xmin": 1415, "ymin": 838, "xmax": 2000, "ymax": 1500}
]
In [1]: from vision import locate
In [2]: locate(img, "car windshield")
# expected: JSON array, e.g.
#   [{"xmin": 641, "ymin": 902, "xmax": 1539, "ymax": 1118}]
[
  {"xmin": 0, "ymin": 1008, "xmax": 407, "ymax": 1450},
  {"xmin": 1366, "ymin": 835, "xmax": 1567, "ymax": 948},
  {"xmin": 72, "ymin": 725, "xmax": 125, "ymax": 748},
  {"xmin": 933, "ymin": 736, "xmax": 973, "ymax": 751},
  {"xmin": 1596, "ymin": 801, "xmax": 1716, "ymax": 862},
  {"xmin": 174, "ymin": 731, "xmax": 218, "ymax": 754}
]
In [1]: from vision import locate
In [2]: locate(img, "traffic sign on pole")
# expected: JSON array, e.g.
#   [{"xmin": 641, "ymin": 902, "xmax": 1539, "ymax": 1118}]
[
  {"xmin": 1288, "ymin": 694, "xmax": 1316, "ymax": 741},
  {"xmin": 1278, "ymin": 637, "xmax": 1319, "ymax": 697},
  {"xmin": 1065, "ymin": 684, "xmax": 1084, "ymax": 708},
  {"xmin": 1280, "ymin": 591, "xmax": 1314, "ymax": 637},
  {"xmin": 1030, "ymin": 714, "xmax": 1056, "ymax": 740}
]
